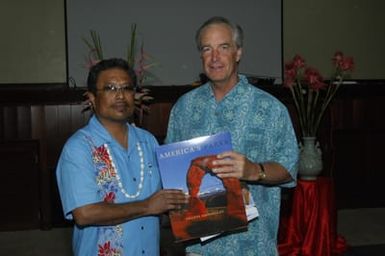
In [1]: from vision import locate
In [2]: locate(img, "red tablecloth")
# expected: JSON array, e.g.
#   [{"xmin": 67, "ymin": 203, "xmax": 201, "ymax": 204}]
[{"xmin": 278, "ymin": 177, "xmax": 347, "ymax": 256}]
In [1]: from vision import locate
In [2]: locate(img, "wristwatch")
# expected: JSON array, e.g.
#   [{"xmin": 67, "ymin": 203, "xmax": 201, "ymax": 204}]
[{"xmin": 258, "ymin": 163, "xmax": 267, "ymax": 180}]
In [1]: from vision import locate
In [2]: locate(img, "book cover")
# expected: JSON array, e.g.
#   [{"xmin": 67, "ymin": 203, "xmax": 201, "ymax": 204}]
[
  {"xmin": 156, "ymin": 132, "xmax": 248, "ymax": 242},
  {"xmin": 200, "ymin": 186, "xmax": 259, "ymax": 242}
]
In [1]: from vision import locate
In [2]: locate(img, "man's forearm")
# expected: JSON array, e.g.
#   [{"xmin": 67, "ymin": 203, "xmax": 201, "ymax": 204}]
[
  {"xmin": 72, "ymin": 200, "xmax": 150, "ymax": 227},
  {"xmin": 245, "ymin": 161, "xmax": 293, "ymax": 184}
]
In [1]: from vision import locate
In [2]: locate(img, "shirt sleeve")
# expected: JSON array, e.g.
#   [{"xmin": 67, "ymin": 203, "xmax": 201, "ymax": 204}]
[
  {"xmin": 165, "ymin": 102, "xmax": 180, "ymax": 144},
  {"xmin": 56, "ymin": 136, "xmax": 101, "ymax": 220},
  {"xmin": 271, "ymin": 105, "xmax": 299, "ymax": 188}
]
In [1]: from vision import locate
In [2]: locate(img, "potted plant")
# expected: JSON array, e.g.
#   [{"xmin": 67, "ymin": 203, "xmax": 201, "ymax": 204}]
[
  {"xmin": 82, "ymin": 24, "xmax": 157, "ymax": 126},
  {"xmin": 283, "ymin": 51, "xmax": 354, "ymax": 179}
]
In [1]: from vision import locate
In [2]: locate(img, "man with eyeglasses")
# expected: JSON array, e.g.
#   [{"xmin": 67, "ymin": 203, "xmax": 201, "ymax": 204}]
[{"xmin": 56, "ymin": 58, "xmax": 188, "ymax": 256}]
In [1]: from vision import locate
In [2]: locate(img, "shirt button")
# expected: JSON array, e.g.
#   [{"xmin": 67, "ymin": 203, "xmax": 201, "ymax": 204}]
[
  {"xmin": 133, "ymin": 177, "xmax": 137, "ymax": 181},
  {"xmin": 141, "ymin": 226, "xmax": 144, "ymax": 230},
  {"xmin": 142, "ymin": 250, "xmax": 145, "ymax": 254}
]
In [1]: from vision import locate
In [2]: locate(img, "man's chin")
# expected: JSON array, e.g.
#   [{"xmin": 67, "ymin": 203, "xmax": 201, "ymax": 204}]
[
  {"xmin": 111, "ymin": 111, "xmax": 134, "ymax": 123},
  {"xmin": 205, "ymin": 71, "xmax": 227, "ymax": 80},
  {"xmin": 95, "ymin": 115, "xmax": 132, "ymax": 126}
]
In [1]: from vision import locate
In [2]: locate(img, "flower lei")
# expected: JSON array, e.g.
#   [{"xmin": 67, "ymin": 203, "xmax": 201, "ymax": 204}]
[{"xmin": 92, "ymin": 143, "xmax": 145, "ymax": 199}]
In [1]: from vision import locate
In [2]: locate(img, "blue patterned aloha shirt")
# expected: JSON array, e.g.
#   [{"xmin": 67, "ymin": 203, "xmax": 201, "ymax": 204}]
[
  {"xmin": 56, "ymin": 116, "xmax": 161, "ymax": 256},
  {"xmin": 166, "ymin": 75, "xmax": 299, "ymax": 256}
]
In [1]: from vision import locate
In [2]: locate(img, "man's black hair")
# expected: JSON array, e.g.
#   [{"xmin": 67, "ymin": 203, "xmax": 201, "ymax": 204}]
[{"xmin": 87, "ymin": 58, "xmax": 137, "ymax": 94}]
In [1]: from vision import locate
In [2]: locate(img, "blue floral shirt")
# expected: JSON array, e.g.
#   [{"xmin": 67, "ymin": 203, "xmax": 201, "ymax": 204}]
[
  {"xmin": 56, "ymin": 116, "xmax": 161, "ymax": 256},
  {"xmin": 166, "ymin": 75, "xmax": 298, "ymax": 256}
]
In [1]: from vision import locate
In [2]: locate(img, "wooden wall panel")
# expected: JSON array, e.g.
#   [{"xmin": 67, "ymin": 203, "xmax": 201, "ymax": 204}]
[
  {"xmin": 16, "ymin": 106, "xmax": 31, "ymax": 139},
  {"xmin": 141, "ymin": 102, "xmax": 174, "ymax": 143},
  {"xmin": 0, "ymin": 82, "xmax": 384, "ymax": 229},
  {"xmin": 2, "ymin": 106, "xmax": 18, "ymax": 139},
  {"xmin": 334, "ymin": 130, "xmax": 385, "ymax": 208},
  {"xmin": 39, "ymin": 104, "xmax": 90, "ymax": 228},
  {"xmin": 0, "ymin": 140, "xmax": 40, "ymax": 230}
]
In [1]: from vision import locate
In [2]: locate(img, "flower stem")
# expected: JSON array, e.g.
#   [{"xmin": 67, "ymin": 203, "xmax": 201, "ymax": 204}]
[{"xmin": 313, "ymin": 76, "xmax": 343, "ymax": 134}]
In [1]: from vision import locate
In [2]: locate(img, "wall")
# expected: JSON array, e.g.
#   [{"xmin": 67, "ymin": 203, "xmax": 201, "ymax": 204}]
[
  {"xmin": 283, "ymin": 0, "xmax": 385, "ymax": 80},
  {"xmin": 66, "ymin": 0, "xmax": 282, "ymax": 86},
  {"xmin": 1, "ymin": 0, "xmax": 282, "ymax": 86},
  {"xmin": 0, "ymin": 0, "xmax": 66, "ymax": 84},
  {"xmin": 2, "ymin": 1, "xmax": 385, "ymax": 84}
]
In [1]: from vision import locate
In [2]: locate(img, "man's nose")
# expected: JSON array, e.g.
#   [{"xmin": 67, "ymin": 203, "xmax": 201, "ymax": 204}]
[
  {"xmin": 114, "ymin": 88, "xmax": 125, "ymax": 98},
  {"xmin": 211, "ymin": 49, "xmax": 220, "ymax": 61}
]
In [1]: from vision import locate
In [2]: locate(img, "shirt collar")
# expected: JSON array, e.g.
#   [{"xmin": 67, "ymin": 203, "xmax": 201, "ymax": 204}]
[
  {"xmin": 203, "ymin": 74, "xmax": 249, "ymax": 101},
  {"xmin": 88, "ymin": 115, "xmax": 135, "ymax": 152}
]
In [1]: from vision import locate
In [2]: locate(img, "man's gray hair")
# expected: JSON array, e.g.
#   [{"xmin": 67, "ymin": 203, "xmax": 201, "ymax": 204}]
[{"xmin": 195, "ymin": 16, "xmax": 244, "ymax": 51}]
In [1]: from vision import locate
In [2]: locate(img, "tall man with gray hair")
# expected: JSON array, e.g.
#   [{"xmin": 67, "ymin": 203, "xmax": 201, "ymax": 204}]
[{"xmin": 166, "ymin": 16, "xmax": 298, "ymax": 255}]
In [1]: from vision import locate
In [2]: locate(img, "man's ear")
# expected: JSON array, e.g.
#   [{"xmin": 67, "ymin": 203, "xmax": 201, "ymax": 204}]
[
  {"xmin": 236, "ymin": 47, "xmax": 243, "ymax": 63},
  {"xmin": 86, "ymin": 91, "xmax": 96, "ymax": 109}
]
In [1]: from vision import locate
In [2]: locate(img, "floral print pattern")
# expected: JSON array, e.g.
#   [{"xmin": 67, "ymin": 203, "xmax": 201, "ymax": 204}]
[
  {"xmin": 89, "ymin": 140, "xmax": 123, "ymax": 255},
  {"xmin": 98, "ymin": 241, "xmax": 121, "ymax": 256}
]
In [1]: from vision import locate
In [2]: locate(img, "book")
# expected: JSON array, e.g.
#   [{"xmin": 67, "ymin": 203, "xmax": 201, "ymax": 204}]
[
  {"xmin": 200, "ymin": 188, "xmax": 259, "ymax": 242},
  {"xmin": 156, "ymin": 132, "xmax": 248, "ymax": 242}
]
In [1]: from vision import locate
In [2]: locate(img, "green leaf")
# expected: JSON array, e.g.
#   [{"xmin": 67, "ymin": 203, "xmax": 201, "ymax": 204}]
[
  {"xmin": 82, "ymin": 30, "xmax": 104, "ymax": 61},
  {"xmin": 127, "ymin": 23, "xmax": 137, "ymax": 68}
]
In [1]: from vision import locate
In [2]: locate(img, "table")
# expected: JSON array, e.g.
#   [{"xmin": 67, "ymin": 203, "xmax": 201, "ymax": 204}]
[{"xmin": 278, "ymin": 177, "xmax": 347, "ymax": 256}]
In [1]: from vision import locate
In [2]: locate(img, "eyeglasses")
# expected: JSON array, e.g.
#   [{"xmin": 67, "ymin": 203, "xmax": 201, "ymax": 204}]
[{"xmin": 97, "ymin": 84, "xmax": 135, "ymax": 95}]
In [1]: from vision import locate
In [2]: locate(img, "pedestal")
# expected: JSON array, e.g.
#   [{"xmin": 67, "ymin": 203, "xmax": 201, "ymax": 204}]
[{"xmin": 278, "ymin": 177, "xmax": 347, "ymax": 256}]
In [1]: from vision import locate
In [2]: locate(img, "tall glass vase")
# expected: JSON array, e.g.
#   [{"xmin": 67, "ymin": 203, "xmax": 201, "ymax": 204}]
[{"xmin": 298, "ymin": 137, "xmax": 323, "ymax": 180}]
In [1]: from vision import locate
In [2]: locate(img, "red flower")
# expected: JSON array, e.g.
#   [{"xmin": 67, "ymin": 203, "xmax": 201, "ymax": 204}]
[
  {"xmin": 332, "ymin": 51, "xmax": 344, "ymax": 66},
  {"xmin": 304, "ymin": 67, "xmax": 327, "ymax": 91},
  {"xmin": 103, "ymin": 192, "xmax": 116, "ymax": 203},
  {"xmin": 333, "ymin": 51, "xmax": 354, "ymax": 72},
  {"xmin": 283, "ymin": 63, "xmax": 297, "ymax": 88},
  {"xmin": 283, "ymin": 55, "xmax": 306, "ymax": 88},
  {"xmin": 292, "ymin": 54, "xmax": 305, "ymax": 69},
  {"xmin": 98, "ymin": 241, "xmax": 118, "ymax": 256},
  {"xmin": 94, "ymin": 145, "xmax": 111, "ymax": 165},
  {"xmin": 340, "ymin": 56, "xmax": 354, "ymax": 71}
]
